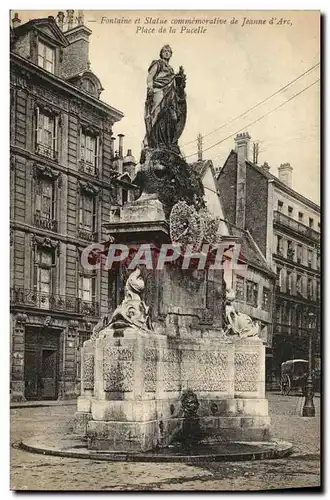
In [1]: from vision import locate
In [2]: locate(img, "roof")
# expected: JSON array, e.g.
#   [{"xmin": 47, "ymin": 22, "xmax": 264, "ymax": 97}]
[
  {"xmin": 218, "ymin": 150, "xmax": 320, "ymax": 213},
  {"xmin": 191, "ymin": 159, "xmax": 213, "ymax": 178},
  {"xmin": 226, "ymin": 220, "xmax": 276, "ymax": 278},
  {"xmin": 13, "ymin": 17, "xmax": 69, "ymax": 47}
]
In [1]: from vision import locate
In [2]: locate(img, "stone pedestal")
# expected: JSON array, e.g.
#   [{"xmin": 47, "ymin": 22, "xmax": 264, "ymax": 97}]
[
  {"xmin": 74, "ymin": 195, "xmax": 270, "ymax": 452},
  {"xmin": 75, "ymin": 326, "xmax": 270, "ymax": 451}
]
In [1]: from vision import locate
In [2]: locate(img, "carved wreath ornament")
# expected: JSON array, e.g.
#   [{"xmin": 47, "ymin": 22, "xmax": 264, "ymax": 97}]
[{"xmin": 169, "ymin": 201, "xmax": 221, "ymax": 250}]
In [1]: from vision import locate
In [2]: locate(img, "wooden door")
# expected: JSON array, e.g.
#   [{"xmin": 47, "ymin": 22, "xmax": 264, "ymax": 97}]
[
  {"xmin": 40, "ymin": 349, "xmax": 57, "ymax": 399},
  {"xmin": 24, "ymin": 350, "xmax": 39, "ymax": 400}
]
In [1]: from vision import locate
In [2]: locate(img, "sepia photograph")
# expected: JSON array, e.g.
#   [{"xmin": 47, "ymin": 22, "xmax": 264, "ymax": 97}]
[{"xmin": 9, "ymin": 8, "xmax": 321, "ymax": 492}]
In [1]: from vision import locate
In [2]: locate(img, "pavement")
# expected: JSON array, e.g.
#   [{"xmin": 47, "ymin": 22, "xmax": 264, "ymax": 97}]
[{"xmin": 10, "ymin": 392, "xmax": 321, "ymax": 492}]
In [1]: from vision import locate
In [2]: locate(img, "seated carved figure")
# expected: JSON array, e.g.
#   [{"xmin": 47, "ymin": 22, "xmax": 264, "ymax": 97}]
[
  {"xmin": 107, "ymin": 269, "xmax": 152, "ymax": 334},
  {"xmin": 224, "ymin": 289, "xmax": 259, "ymax": 339}
]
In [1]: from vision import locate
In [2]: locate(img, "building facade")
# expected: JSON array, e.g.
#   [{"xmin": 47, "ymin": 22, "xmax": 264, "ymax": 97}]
[
  {"xmin": 196, "ymin": 159, "xmax": 276, "ymax": 362},
  {"xmin": 217, "ymin": 132, "xmax": 320, "ymax": 383},
  {"xmin": 10, "ymin": 12, "xmax": 136, "ymax": 401}
]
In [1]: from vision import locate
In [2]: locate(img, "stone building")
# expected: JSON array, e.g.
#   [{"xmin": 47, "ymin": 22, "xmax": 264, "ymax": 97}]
[
  {"xmin": 10, "ymin": 12, "xmax": 136, "ymax": 401},
  {"xmin": 195, "ymin": 159, "xmax": 276, "ymax": 380},
  {"xmin": 217, "ymin": 132, "xmax": 320, "ymax": 382}
]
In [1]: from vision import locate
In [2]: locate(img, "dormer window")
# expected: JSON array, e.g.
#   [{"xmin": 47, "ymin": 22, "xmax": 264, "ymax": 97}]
[{"xmin": 38, "ymin": 41, "xmax": 55, "ymax": 74}]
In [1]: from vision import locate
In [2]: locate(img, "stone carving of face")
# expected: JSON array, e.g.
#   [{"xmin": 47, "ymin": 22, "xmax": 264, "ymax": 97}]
[
  {"xmin": 160, "ymin": 45, "xmax": 172, "ymax": 61},
  {"xmin": 181, "ymin": 390, "xmax": 200, "ymax": 417}
]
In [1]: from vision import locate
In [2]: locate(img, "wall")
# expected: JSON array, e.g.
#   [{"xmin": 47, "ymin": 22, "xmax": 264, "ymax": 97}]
[
  {"xmin": 217, "ymin": 152, "xmax": 237, "ymax": 225},
  {"xmin": 10, "ymin": 54, "xmax": 125, "ymax": 400},
  {"xmin": 245, "ymin": 165, "xmax": 269, "ymax": 256}
]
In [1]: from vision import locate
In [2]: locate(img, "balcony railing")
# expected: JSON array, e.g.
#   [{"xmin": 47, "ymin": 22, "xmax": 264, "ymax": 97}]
[
  {"xmin": 10, "ymin": 288, "xmax": 99, "ymax": 317},
  {"xmin": 36, "ymin": 143, "xmax": 57, "ymax": 161},
  {"xmin": 78, "ymin": 227, "xmax": 98, "ymax": 242},
  {"xmin": 79, "ymin": 159, "xmax": 98, "ymax": 176},
  {"xmin": 34, "ymin": 213, "xmax": 58, "ymax": 232},
  {"xmin": 273, "ymin": 211, "xmax": 320, "ymax": 242}
]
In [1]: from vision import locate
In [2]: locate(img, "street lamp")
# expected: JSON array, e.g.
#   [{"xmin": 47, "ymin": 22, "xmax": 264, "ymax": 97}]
[{"xmin": 302, "ymin": 311, "xmax": 316, "ymax": 417}]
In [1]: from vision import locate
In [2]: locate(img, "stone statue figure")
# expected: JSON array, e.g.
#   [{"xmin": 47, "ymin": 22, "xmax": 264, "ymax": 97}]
[
  {"xmin": 88, "ymin": 269, "xmax": 152, "ymax": 340},
  {"xmin": 108, "ymin": 269, "xmax": 152, "ymax": 333},
  {"xmin": 143, "ymin": 45, "xmax": 187, "ymax": 154},
  {"xmin": 223, "ymin": 289, "xmax": 259, "ymax": 339}
]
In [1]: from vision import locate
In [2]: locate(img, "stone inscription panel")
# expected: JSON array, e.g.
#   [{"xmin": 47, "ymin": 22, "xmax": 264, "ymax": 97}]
[
  {"xmin": 234, "ymin": 352, "xmax": 259, "ymax": 392},
  {"xmin": 181, "ymin": 350, "xmax": 228, "ymax": 392},
  {"xmin": 103, "ymin": 346, "xmax": 134, "ymax": 392},
  {"xmin": 82, "ymin": 352, "xmax": 94, "ymax": 390},
  {"xmin": 162, "ymin": 349, "xmax": 180, "ymax": 392},
  {"xmin": 144, "ymin": 348, "xmax": 157, "ymax": 392}
]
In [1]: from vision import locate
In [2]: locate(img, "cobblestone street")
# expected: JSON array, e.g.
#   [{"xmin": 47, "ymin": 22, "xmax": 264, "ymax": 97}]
[{"xmin": 10, "ymin": 393, "xmax": 321, "ymax": 491}]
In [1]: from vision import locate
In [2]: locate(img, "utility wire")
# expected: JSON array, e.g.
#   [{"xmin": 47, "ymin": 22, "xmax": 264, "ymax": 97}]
[
  {"xmin": 182, "ymin": 62, "xmax": 320, "ymax": 149},
  {"xmin": 186, "ymin": 78, "xmax": 320, "ymax": 161}
]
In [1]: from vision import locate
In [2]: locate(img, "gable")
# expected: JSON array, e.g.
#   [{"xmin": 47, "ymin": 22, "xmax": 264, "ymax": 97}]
[
  {"xmin": 14, "ymin": 18, "xmax": 68, "ymax": 47},
  {"xmin": 200, "ymin": 163, "xmax": 229, "ymax": 236},
  {"xmin": 217, "ymin": 150, "xmax": 238, "ymax": 224}
]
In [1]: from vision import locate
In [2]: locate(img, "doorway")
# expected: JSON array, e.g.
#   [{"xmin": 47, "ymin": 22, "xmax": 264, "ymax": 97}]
[{"xmin": 24, "ymin": 327, "xmax": 60, "ymax": 400}]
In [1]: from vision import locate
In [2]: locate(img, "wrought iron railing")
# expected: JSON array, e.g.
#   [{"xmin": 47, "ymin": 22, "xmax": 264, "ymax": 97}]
[
  {"xmin": 78, "ymin": 227, "xmax": 98, "ymax": 242},
  {"xmin": 36, "ymin": 143, "xmax": 57, "ymax": 161},
  {"xmin": 79, "ymin": 160, "xmax": 98, "ymax": 176},
  {"xmin": 10, "ymin": 288, "xmax": 99, "ymax": 317},
  {"xmin": 273, "ymin": 211, "xmax": 320, "ymax": 242},
  {"xmin": 34, "ymin": 213, "xmax": 58, "ymax": 232}
]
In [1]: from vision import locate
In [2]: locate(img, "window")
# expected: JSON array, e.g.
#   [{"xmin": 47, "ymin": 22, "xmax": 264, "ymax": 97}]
[
  {"xmin": 34, "ymin": 249, "xmax": 55, "ymax": 309},
  {"xmin": 80, "ymin": 130, "xmax": 99, "ymax": 175},
  {"xmin": 35, "ymin": 178, "xmax": 57, "ymax": 231},
  {"xmin": 316, "ymin": 281, "xmax": 320, "ymax": 300},
  {"xmin": 307, "ymin": 249, "xmax": 313, "ymax": 268},
  {"xmin": 78, "ymin": 273, "xmax": 98, "ymax": 315},
  {"xmin": 317, "ymin": 252, "xmax": 320, "ymax": 271},
  {"xmin": 277, "ymin": 200, "xmax": 283, "ymax": 212},
  {"xmin": 276, "ymin": 235, "xmax": 283, "ymax": 255},
  {"xmin": 246, "ymin": 281, "xmax": 258, "ymax": 307},
  {"xmin": 297, "ymin": 244, "xmax": 303, "ymax": 264},
  {"xmin": 307, "ymin": 278, "xmax": 313, "ymax": 299},
  {"xmin": 287, "ymin": 240, "xmax": 294, "ymax": 260},
  {"xmin": 36, "ymin": 109, "xmax": 57, "ymax": 159},
  {"xmin": 79, "ymin": 194, "xmax": 96, "ymax": 236},
  {"xmin": 78, "ymin": 275, "xmax": 96, "ymax": 302},
  {"xmin": 288, "ymin": 206, "xmax": 293, "ymax": 216},
  {"xmin": 276, "ymin": 266, "xmax": 283, "ymax": 289},
  {"xmin": 235, "ymin": 276, "xmax": 245, "ymax": 300},
  {"xmin": 309, "ymin": 217, "xmax": 314, "ymax": 228},
  {"xmin": 122, "ymin": 188, "xmax": 128, "ymax": 206},
  {"xmin": 38, "ymin": 41, "xmax": 55, "ymax": 73},
  {"xmin": 296, "ymin": 274, "xmax": 302, "ymax": 294},
  {"xmin": 286, "ymin": 271, "xmax": 292, "ymax": 294},
  {"xmin": 262, "ymin": 288, "xmax": 270, "ymax": 311},
  {"xmin": 298, "ymin": 212, "xmax": 304, "ymax": 223}
]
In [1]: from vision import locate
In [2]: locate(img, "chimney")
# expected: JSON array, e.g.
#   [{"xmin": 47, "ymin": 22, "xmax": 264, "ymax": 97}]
[
  {"xmin": 61, "ymin": 10, "xmax": 92, "ymax": 78},
  {"xmin": 197, "ymin": 133, "xmax": 203, "ymax": 162},
  {"xmin": 278, "ymin": 162, "xmax": 293, "ymax": 188},
  {"xmin": 56, "ymin": 11, "xmax": 65, "ymax": 31},
  {"xmin": 123, "ymin": 149, "xmax": 137, "ymax": 178},
  {"xmin": 111, "ymin": 136, "xmax": 116, "ymax": 159},
  {"xmin": 234, "ymin": 132, "xmax": 251, "ymax": 162},
  {"xmin": 262, "ymin": 161, "xmax": 270, "ymax": 171},
  {"xmin": 12, "ymin": 13, "xmax": 21, "ymax": 29},
  {"xmin": 234, "ymin": 132, "xmax": 251, "ymax": 228},
  {"xmin": 118, "ymin": 134, "xmax": 125, "ymax": 158},
  {"xmin": 66, "ymin": 9, "xmax": 74, "ymax": 30}
]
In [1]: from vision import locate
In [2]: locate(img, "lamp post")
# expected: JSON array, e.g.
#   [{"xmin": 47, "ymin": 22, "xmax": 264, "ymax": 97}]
[{"xmin": 302, "ymin": 312, "xmax": 316, "ymax": 417}]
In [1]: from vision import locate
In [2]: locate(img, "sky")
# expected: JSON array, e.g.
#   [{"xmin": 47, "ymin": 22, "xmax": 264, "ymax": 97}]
[{"xmin": 16, "ymin": 10, "xmax": 320, "ymax": 204}]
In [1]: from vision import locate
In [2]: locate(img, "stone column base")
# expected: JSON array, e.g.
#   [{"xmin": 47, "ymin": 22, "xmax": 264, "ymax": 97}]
[
  {"xmin": 87, "ymin": 420, "xmax": 159, "ymax": 452},
  {"xmin": 73, "ymin": 411, "xmax": 92, "ymax": 436}
]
